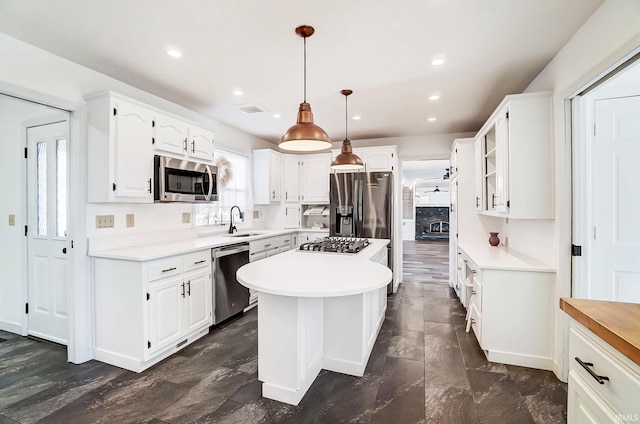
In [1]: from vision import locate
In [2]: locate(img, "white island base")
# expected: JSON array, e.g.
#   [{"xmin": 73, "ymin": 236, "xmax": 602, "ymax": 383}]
[
  {"xmin": 258, "ymin": 288, "xmax": 386, "ymax": 405},
  {"xmin": 237, "ymin": 239, "xmax": 392, "ymax": 406}
]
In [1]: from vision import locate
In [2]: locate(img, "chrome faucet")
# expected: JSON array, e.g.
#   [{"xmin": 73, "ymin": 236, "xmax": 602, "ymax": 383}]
[{"xmin": 228, "ymin": 205, "xmax": 244, "ymax": 234}]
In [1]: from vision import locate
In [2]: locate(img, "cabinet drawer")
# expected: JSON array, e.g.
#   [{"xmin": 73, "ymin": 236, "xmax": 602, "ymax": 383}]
[
  {"xmin": 279, "ymin": 234, "xmax": 294, "ymax": 250},
  {"xmin": 250, "ymin": 237, "xmax": 278, "ymax": 254},
  {"xmin": 148, "ymin": 257, "xmax": 183, "ymax": 281},
  {"xmin": 183, "ymin": 250, "xmax": 210, "ymax": 272},
  {"xmin": 570, "ymin": 326, "xmax": 640, "ymax": 415}
]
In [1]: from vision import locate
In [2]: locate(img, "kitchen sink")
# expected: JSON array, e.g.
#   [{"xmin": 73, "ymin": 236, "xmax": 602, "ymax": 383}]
[{"xmin": 229, "ymin": 232, "xmax": 264, "ymax": 238}]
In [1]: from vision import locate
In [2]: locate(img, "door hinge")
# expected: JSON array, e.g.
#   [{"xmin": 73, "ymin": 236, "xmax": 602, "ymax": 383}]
[
  {"xmin": 152, "ymin": 137, "xmax": 155, "ymax": 144},
  {"xmin": 24, "ymin": 225, "xmax": 28, "ymax": 236},
  {"xmin": 113, "ymin": 107, "xmax": 117, "ymax": 116},
  {"xmin": 112, "ymin": 183, "xmax": 116, "ymax": 191},
  {"xmin": 152, "ymin": 120, "xmax": 155, "ymax": 128},
  {"xmin": 505, "ymin": 111, "xmax": 509, "ymax": 119},
  {"xmin": 571, "ymin": 244, "xmax": 582, "ymax": 257},
  {"xmin": 25, "ymin": 303, "xmax": 29, "ymax": 314},
  {"xmin": 506, "ymin": 200, "xmax": 510, "ymax": 208},
  {"xmin": 24, "ymin": 147, "xmax": 28, "ymax": 159},
  {"xmin": 146, "ymin": 292, "xmax": 150, "ymax": 300},
  {"xmin": 147, "ymin": 341, "xmax": 151, "ymax": 349}
]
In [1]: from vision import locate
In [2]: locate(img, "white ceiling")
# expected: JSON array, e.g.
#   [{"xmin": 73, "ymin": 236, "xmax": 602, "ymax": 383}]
[{"xmin": 0, "ymin": 0, "xmax": 603, "ymax": 145}]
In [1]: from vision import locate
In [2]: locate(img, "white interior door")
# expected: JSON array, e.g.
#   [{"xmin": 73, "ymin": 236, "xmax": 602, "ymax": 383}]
[
  {"xmin": 27, "ymin": 120, "xmax": 69, "ymax": 344},
  {"xmin": 592, "ymin": 96, "xmax": 640, "ymax": 302}
]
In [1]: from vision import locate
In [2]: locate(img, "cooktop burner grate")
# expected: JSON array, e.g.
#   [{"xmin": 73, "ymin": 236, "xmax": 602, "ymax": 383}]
[{"xmin": 298, "ymin": 237, "xmax": 370, "ymax": 254}]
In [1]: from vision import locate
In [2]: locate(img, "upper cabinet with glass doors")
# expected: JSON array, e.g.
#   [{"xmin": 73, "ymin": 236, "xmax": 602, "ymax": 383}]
[{"xmin": 474, "ymin": 92, "xmax": 553, "ymax": 219}]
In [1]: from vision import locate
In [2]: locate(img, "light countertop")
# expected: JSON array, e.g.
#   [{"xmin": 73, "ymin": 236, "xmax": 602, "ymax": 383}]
[
  {"xmin": 560, "ymin": 297, "xmax": 640, "ymax": 367},
  {"xmin": 458, "ymin": 242, "xmax": 554, "ymax": 272},
  {"xmin": 89, "ymin": 229, "xmax": 299, "ymax": 261},
  {"xmin": 237, "ymin": 239, "xmax": 392, "ymax": 298}
]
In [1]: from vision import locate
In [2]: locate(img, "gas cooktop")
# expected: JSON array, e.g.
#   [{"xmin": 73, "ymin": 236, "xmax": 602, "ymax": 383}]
[{"xmin": 298, "ymin": 237, "xmax": 370, "ymax": 254}]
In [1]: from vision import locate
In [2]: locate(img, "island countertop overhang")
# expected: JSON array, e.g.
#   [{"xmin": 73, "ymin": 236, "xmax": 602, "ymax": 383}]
[{"xmin": 237, "ymin": 239, "xmax": 392, "ymax": 298}]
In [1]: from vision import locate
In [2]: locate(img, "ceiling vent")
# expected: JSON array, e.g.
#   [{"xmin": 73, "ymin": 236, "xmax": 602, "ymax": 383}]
[{"xmin": 237, "ymin": 103, "xmax": 266, "ymax": 114}]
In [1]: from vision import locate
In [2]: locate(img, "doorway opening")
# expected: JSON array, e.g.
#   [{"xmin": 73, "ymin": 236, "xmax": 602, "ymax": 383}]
[{"xmin": 401, "ymin": 159, "xmax": 450, "ymax": 285}]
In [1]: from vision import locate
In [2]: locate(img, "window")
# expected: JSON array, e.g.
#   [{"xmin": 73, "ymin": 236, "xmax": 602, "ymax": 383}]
[{"xmin": 195, "ymin": 149, "xmax": 251, "ymax": 228}]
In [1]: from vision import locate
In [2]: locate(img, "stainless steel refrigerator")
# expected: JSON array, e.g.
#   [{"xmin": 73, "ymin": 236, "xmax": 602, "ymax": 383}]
[{"xmin": 330, "ymin": 171, "xmax": 393, "ymax": 292}]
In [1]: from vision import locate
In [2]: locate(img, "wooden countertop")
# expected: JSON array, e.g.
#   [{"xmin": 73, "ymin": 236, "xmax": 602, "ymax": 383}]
[{"xmin": 560, "ymin": 297, "xmax": 640, "ymax": 367}]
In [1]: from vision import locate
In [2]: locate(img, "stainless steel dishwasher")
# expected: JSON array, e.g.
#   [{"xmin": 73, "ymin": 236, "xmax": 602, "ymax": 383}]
[{"xmin": 212, "ymin": 243, "xmax": 250, "ymax": 325}]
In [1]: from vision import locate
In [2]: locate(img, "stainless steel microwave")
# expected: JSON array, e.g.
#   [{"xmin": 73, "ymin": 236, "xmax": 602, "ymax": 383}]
[{"xmin": 154, "ymin": 155, "xmax": 218, "ymax": 202}]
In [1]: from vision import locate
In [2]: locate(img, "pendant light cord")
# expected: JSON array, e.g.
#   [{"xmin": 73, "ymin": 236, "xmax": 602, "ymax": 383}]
[
  {"xmin": 345, "ymin": 94, "xmax": 348, "ymax": 140},
  {"xmin": 303, "ymin": 37, "xmax": 307, "ymax": 103}
]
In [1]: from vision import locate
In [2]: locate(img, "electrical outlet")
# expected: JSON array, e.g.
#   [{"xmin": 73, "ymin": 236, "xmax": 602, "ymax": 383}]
[
  {"xmin": 182, "ymin": 212, "xmax": 191, "ymax": 224},
  {"xmin": 96, "ymin": 215, "xmax": 115, "ymax": 229},
  {"xmin": 126, "ymin": 214, "xmax": 135, "ymax": 228},
  {"xmin": 8, "ymin": 214, "xmax": 15, "ymax": 226}
]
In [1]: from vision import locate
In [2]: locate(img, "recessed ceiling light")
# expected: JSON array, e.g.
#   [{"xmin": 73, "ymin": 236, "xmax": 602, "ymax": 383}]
[
  {"xmin": 429, "ymin": 95, "xmax": 440, "ymax": 101},
  {"xmin": 431, "ymin": 58, "xmax": 445, "ymax": 66},
  {"xmin": 233, "ymin": 90, "xmax": 244, "ymax": 96},
  {"xmin": 273, "ymin": 113, "xmax": 281, "ymax": 118},
  {"xmin": 428, "ymin": 117, "xmax": 437, "ymax": 122},
  {"xmin": 166, "ymin": 49, "xmax": 182, "ymax": 58},
  {"xmin": 352, "ymin": 116, "xmax": 361, "ymax": 120}
]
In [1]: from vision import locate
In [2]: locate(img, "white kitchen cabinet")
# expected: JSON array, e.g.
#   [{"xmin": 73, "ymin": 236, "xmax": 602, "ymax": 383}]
[
  {"xmin": 475, "ymin": 92, "xmax": 553, "ymax": 219},
  {"xmin": 87, "ymin": 93, "xmax": 155, "ymax": 203},
  {"xmin": 93, "ymin": 249, "xmax": 212, "ymax": 372},
  {"xmin": 253, "ymin": 149, "xmax": 282, "ymax": 204},
  {"xmin": 247, "ymin": 233, "xmax": 297, "ymax": 305},
  {"xmin": 567, "ymin": 324, "xmax": 640, "ymax": 423},
  {"xmin": 284, "ymin": 206, "xmax": 300, "ymax": 229},
  {"xmin": 460, "ymin": 245, "xmax": 555, "ymax": 370},
  {"xmin": 153, "ymin": 112, "xmax": 189, "ymax": 157},
  {"xmin": 357, "ymin": 146, "xmax": 396, "ymax": 172},
  {"xmin": 153, "ymin": 114, "xmax": 214, "ymax": 162},
  {"xmin": 283, "ymin": 155, "xmax": 300, "ymax": 203},
  {"xmin": 188, "ymin": 125, "xmax": 215, "ymax": 162},
  {"xmin": 300, "ymin": 153, "xmax": 331, "ymax": 204}
]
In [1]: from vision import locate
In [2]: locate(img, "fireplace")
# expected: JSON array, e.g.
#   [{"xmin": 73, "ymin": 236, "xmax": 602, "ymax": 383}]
[{"xmin": 415, "ymin": 206, "xmax": 449, "ymax": 241}]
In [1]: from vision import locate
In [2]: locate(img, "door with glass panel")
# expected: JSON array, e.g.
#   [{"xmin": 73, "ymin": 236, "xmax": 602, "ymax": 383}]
[{"xmin": 27, "ymin": 120, "xmax": 68, "ymax": 344}]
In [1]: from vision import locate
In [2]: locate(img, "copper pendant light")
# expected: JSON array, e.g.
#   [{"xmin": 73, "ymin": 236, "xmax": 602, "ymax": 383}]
[
  {"xmin": 279, "ymin": 25, "xmax": 332, "ymax": 152},
  {"xmin": 331, "ymin": 89, "xmax": 364, "ymax": 170}
]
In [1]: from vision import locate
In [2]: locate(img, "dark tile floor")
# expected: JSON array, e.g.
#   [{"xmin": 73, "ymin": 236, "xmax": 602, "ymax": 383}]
[{"xmin": 0, "ymin": 240, "xmax": 567, "ymax": 423}]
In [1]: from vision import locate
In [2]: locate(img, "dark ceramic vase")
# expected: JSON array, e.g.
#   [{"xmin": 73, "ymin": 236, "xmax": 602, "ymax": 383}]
[{"xmin": 489, "ymin": 232, "xmax": 500, "ymax": 246}]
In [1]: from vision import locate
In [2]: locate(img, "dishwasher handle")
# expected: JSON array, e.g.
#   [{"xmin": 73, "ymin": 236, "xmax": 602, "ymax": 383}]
[{"xmin": 213, "ymin": 244, "xmax": 250, "ymax": 258}]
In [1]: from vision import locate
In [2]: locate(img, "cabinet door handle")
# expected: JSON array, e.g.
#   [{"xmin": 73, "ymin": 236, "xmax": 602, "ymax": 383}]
[
  {"xmin": 162, "ymin": 267, "xmax": 177, "ymax": 273},
  {"xmin": 191, "ymin": 140, "xmax": 195, "ymax": 153},
  {"xmin": 181, "ymin": 282, "xmax": 186, "ymax": 298},
  {"xmin": 492, "ymin": 194, "xmax": 497, "ymax": 208},
  {"xmin": 194, "ymin": 260, "xmax": 207, "ymax": 265},
  {"xmin": 575, "ymin": 357, "xmax": 609, "ymax": 384},
  {"xmin": 476, "ymin": 196, "xmax": 480, "ymax": 208},
  {"xmin": 148, "ymin": 178, "xmax": 152, "ymax": 193},
  {"xmin": 183, "ymin": 138, "xmax": 188, "ymax": 151},
  {"xmin": 264, "ymin": 244, "xmax": 271, "ymax": 247},
  {"xmin": 187, "ymin": 281, "xmax": 191, "ymax": 296}
]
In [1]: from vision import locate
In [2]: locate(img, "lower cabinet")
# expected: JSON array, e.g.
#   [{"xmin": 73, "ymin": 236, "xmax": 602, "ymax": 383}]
[
  {"xmin": 93, "ymin": 249, "xmax": 212, "ymax": 372},
  {"xmin": 459, "ymin": 246, "xmax": 555, "ymax": 370},
  {"xmin": 567, "ymin": 323, "xmax": 640, "ymax": 423}
]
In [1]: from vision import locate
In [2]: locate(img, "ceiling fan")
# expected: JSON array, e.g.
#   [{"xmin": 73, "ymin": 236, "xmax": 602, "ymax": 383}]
[{"xmin": 426, "ymin": 185, "xmax": 448, "ymax": 193}]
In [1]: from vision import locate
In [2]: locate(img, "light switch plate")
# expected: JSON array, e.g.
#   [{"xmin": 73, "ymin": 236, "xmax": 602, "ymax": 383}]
[
  {"xmin": 96, "ymin": 215, "xmax": 115, "ymax": 229},
  {"xmin": 126, "ymin": 214, "xmax": 135, "ymax": 228},
  {"xmin": 8, "ymin": 214, "xmax": 15, "ymax": 226},
  {"xmin": 182, "ymin": 212, "xmax": 191, "ymax": 224}
]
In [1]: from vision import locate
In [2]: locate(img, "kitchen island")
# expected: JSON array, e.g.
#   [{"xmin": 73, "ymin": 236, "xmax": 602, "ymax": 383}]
[{"xmin": 237, "ymin": 239, "xmax": 392, "ymax": 405}]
